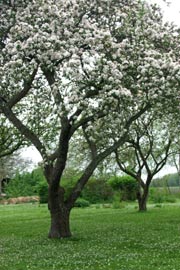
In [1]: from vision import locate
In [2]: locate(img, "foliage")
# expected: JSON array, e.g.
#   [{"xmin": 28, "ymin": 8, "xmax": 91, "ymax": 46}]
[
  {"xmin": 61, "ymin": 169, "xmax": 114, "ymax": 203},
  {"xmin": 112, "ymin": 192, "xmax": 126, "ymax": 209},
  {"xmin": 74, "ymin": 198, "xmax": 90, "ymax": 208},
  {"xmin": 149, "ymin": 187, "xmax": 177, "ymax": 204},
  {"xmin": 108, "ymin": 175, "xmax": 138, "ymax": 201},
  {"xmin": 2, "ymin": 204, "xmax": 180, "ymax": 269},
  {"xmin": 149, "ymin": 188, "xmax": 165, "ymax": 204},
  {"xmin": 4, "ymin": 167, "xmax": 46, "ymax": 199},
  {"xmin": 4, "ymin": 165, "xmax": 114, "ymax": 204},
  {"xmin": 37, "ymin": 182, "xmax": 48, "ymax": 204},
  {"xmin": 5, "ymin": 171, "xmax": 38, "ymax": 198},
  {"xmin": 82, "ymin": 177, "xmax": 114, "ymax": 203},
  {"xmin": 31, "ymin": 167, "xmax": 46, "ymax": 183},
  {"xmin": 0, "ymin": 116, "xmax": 23, "ymax": 160},
  {"xmin": 31, "ymin": 167, "xmax": 48, "ymax": 203},
  {"xmin": 61, "ymin": 169, "xmax": 82, "ymax": 200}
]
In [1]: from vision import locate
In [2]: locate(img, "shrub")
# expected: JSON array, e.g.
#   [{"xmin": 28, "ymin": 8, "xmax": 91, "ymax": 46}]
[
  {"xmin": 112, "ymin": 192, "xmax": 126, "ymax": 209},
  {"xmin": 112, "ymin": 193, "xmax": 121, "ymax": 209},
  {"xmin": 74, "ymin": 198, "xmax": 90, "ymax": 208},
  {"xmin": 152, "ymin": 194, "xmax": 165, "ymax": 204},
  {"xmin": 4, "ymin": 167, "xmax": 47, "ymax": 198},
  {"xmin": 149, "ymin": 188, "xmax": 177, "ymax": 204},
  {"xmin": 37, "ymin": 182, "xmax": 48, "ymax": 204},
  {"xmin": 62, "ymin": 173, "xmax": 114, "ymax": 204},
  {"xmin": 82, "ymin": 178, "xmax": 114, "ymax": 203},
  {"xmin": 108, "ymin": 175, "xmax": 138, "ymax": 201},
  {"xmin": 154, "ymin": 204, "xmax": 162, "ymax": 208},
  {"xmin": 5, "ymin": 172, "xmax": 37, "ymax": 198},
  {"xmin": 149, "ymin": 188, "xmax": 165, "ymax": 203},
  {"xmin": 163, "ymin": 195, "xmax": 176, "ymax": 203},
  {"xmin": 61, "ymin": 175, "xmax": 80, "ymax": 200},
  {"xmin": 31, "ymin": 167, "xmax": 46, "ymax": 192}
]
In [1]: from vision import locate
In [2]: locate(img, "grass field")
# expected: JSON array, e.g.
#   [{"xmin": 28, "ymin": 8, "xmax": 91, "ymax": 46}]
[{"xmin": 1, "ymin": 203, "xmax": 180, "ymax": 270}]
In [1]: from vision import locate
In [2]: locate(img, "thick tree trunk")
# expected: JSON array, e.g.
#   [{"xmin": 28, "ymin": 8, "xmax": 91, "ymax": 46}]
[
  {"xmin": 48, "ymin": 206, "xmax": 71, "ymax": 238},
  {"xmin": 138, "ymin": 196, "xmax": 147, "ymax": 211},
  {"xmin": 48, "ymin": 186, "xmax": 72, "ymax": 238}
]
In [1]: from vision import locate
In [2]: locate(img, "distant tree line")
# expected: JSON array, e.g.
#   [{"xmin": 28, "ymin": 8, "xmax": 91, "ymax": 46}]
[{"xmin": 152, "ymin": 173, "xmax": 180, "ymax": 188}]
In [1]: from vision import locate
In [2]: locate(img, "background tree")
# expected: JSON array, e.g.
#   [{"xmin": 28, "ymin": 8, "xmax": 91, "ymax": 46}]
[
  {"xmin": 114, "ymin": 114, "xmax": 175, "ymax": 211},
  {"xmin": 0, "ymin": 0, "xmax": 180, "ymax": 238},
  {"xmin": 152, "ymin": 173, "xmax": 180, "ymax": 188},
  {"xmin": 168, "ymin": 107, "xmax": 180, "ymax": 187}
]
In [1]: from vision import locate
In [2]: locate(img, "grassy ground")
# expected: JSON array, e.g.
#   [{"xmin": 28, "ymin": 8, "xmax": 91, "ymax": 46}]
[{"xmin": 1, "ymin": 203, "xmax": 180, "ymax": 270}]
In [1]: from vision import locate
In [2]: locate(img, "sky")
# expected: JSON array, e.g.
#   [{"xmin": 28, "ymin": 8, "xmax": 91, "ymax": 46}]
[
  {"xmin": 149, "ymin": 0, "xmax": 180, "ymax": 25},
  {"xmin": 21, "ymin": 0, "xmax": 179, "ymax": 176},
  {"xmin": 21, "ymin": 146, "xmax": 42, "ymax": 167}
]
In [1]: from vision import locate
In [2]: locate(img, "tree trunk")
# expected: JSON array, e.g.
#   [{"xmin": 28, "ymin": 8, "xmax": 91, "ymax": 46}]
[
  {"xmin": 137, "ymin": 187, "xmax": 149, "ymax": 212},
  {"xmin": 48, "ymin": 206, "xmax": 71, "ymax": 238},
  {"xmin": 48, "ymin": 186, "xmax": 72, "ymax": 238},
  {"xmin": 138, "ymin": 196, "xmax": 147, "ymax": 211}
]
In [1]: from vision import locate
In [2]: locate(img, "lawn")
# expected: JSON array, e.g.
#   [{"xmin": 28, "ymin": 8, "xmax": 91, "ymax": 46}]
[{"xmin": 1, "ymin": 203, "xmax": 180, "ymax": 270}]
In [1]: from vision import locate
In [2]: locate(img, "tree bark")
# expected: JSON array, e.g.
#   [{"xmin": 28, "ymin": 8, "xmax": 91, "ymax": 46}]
[
  {"xmin": 137, "ymin": 187, "xmax": 149, "ymax": 212},
  {"xmin": 48, "ymin": 186, "xmax": 71, "ymax": 238},
  {"xmin": 138, "ymin": 195, "xmax": 147, "ymax": 211},
  {"xmin": 48, "ymin": 206, "xmax": 71, "ymax": 238}
]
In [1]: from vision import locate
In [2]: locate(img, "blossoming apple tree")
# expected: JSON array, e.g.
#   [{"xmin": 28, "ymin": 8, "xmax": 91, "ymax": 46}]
[{"xmin": 0, "ymin": 0, "xmax": 180, "ymax": 238}]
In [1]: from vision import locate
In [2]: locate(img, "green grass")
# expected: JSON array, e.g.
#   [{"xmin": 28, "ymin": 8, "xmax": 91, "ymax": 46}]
[{"xmin": 1, "ymin": 204, "xmax": 180, "ymax": 270}]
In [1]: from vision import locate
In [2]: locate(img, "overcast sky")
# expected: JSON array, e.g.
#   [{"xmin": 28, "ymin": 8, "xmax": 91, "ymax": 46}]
[{"xmin": 149, "ymin": 0, "xmax": 180, "ymax": 25}]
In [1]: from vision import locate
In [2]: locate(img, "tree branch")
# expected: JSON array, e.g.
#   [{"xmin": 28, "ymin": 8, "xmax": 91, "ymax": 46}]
[
  {"xmin": 0, "ymin": 103, "xmax": 47, "ymax": 160},
  {"xmin": 0, "ymin": 141, "xmax": 22, "ymax": 158},
  {"xmin": 151, "ymin": 139, "xmax": 172, "ymax": 177},
  {"xmin": 115, "ymin": 149, "xmax": 145, "ymax": 189},
  {"xmin": 7, "ymin": 68, "xmax": 38, "ymax": 108}
]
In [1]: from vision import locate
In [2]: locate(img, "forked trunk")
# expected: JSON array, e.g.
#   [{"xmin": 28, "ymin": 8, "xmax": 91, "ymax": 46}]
[{"xmin": 48, "ymin": 186, "xmax": 72, "ymax": 238}]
